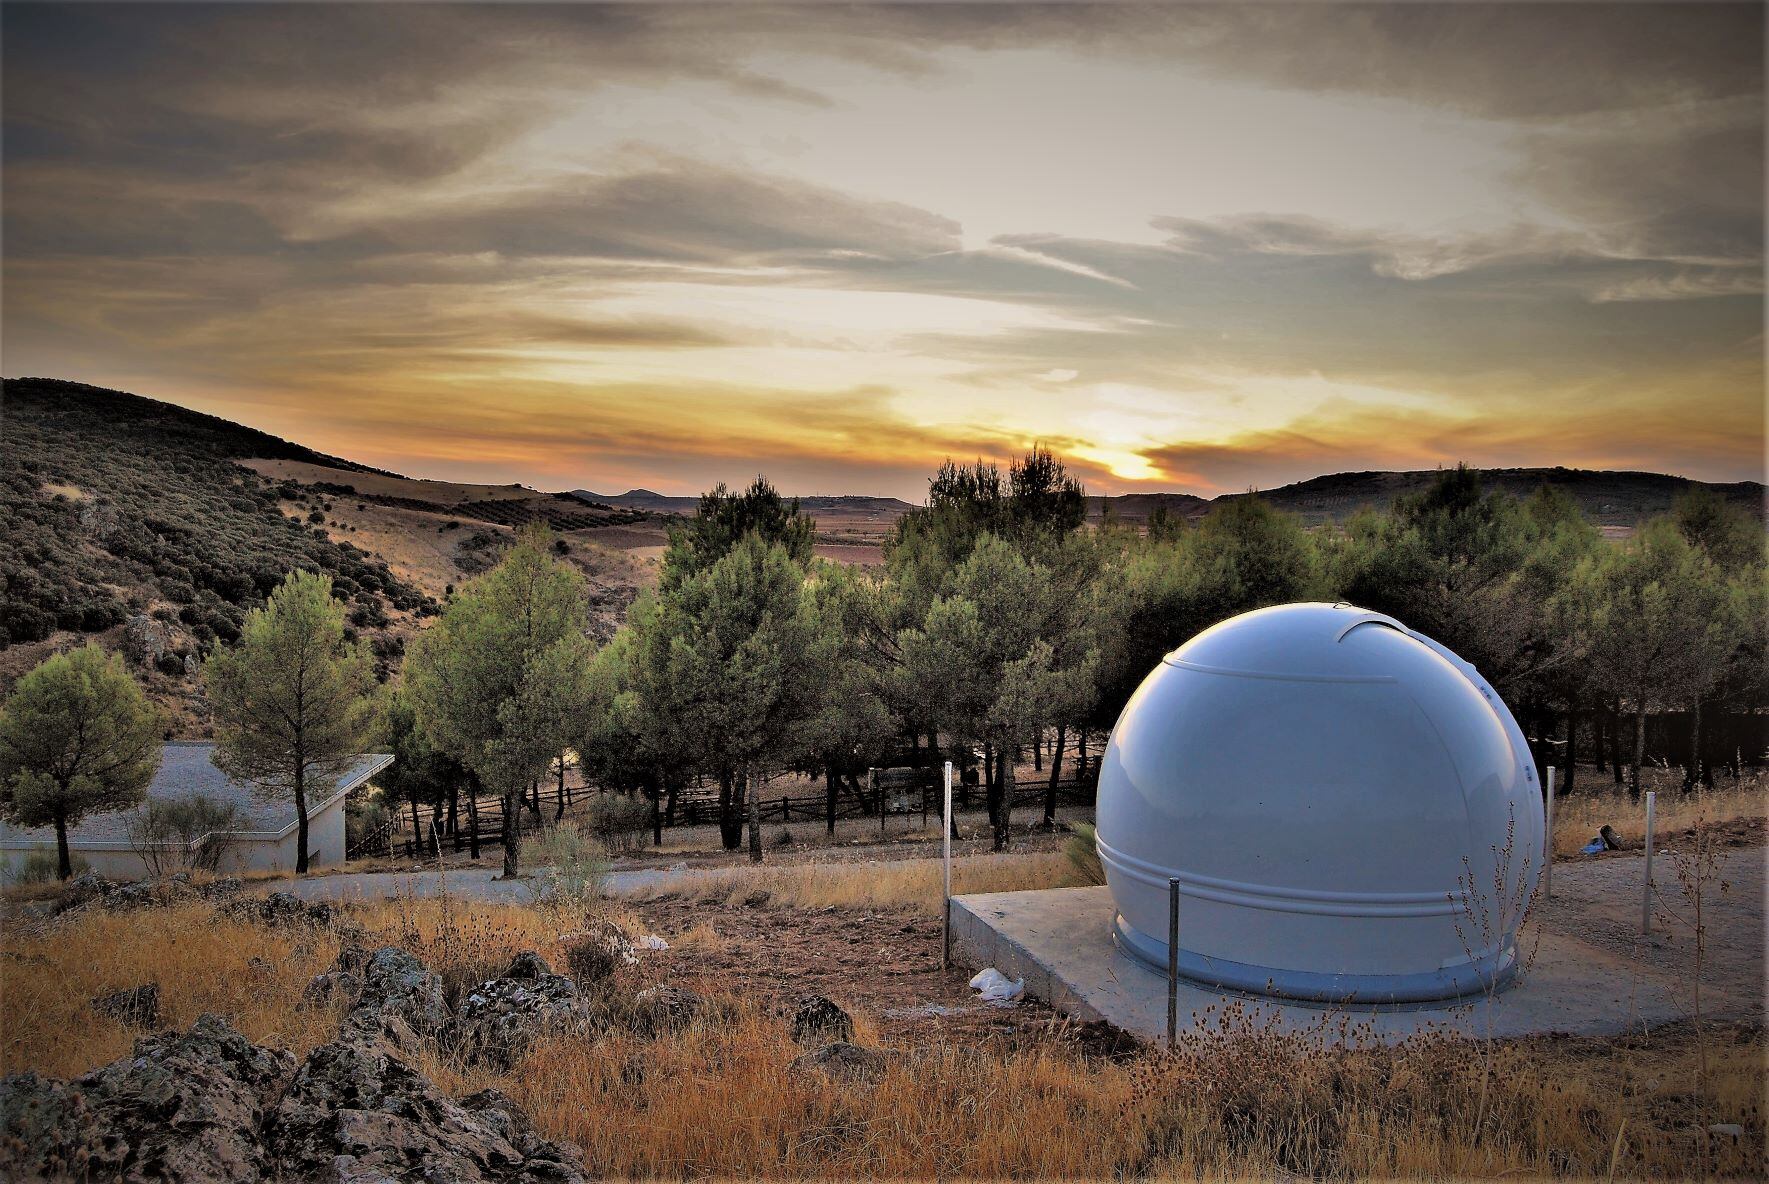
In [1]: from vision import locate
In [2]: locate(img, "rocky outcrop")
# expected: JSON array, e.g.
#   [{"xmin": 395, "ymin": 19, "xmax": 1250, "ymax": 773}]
[
  {"xmin": 1, "ymin": 1009, "xmax": 586, "ymax": 1184},
  {"xmin": 270, "ymin": 1036, "xmax": 583, "ymax": 1183},
  {"xmin": 558, "ymin": 919, "xmax": 636, "ymax": 984},
  {"xmin": 630, "ymin": 985, "xmax": 704, "ymax": 1036},
  {"xmin": 788, "ymin": 1041, "xmax": 887, "ymax": 1083},
  {"xmin": 121, "ymin": 615, "xmax": 174, "ymax": 668},
  {"xmin": 220, "ymin": 890, "xmax": 361, "ymax": 939},
  {"xmin": 91, "ymin": 983, "xmax": 160, "ymax": 1029},
  {"xmin": 305, "ymin": 946, "xmax": 450, "ymax": 1052},
  {"xmin": 0, "ymin": 1014, "xmax": 297, "ymax": 1183},
  {"xmin": 449, "ymin": 952, "xmax": 592, "ymax": 1068},
  {"xmin": 55, "ymin": 873, "xmax": 245, "ymax": 917},
  {"xmin": 788, "ymin": 994, "xmax": 854, "ymax": 1045}
]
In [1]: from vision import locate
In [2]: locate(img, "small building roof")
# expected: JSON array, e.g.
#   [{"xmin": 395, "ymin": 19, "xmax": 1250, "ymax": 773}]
[{"xmin": 0, "ymin": 742, "xmax": 392, "ymax": 850}]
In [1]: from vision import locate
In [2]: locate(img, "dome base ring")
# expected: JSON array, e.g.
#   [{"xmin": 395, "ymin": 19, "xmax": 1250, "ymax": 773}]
[{"xmin": 1112, "ymin": 913, "xmax": 1520, "ymax": 1008}]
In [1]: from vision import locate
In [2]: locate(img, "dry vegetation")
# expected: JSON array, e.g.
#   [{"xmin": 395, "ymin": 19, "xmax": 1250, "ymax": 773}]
[
  {"xmin": 623, "ymin": 850, "xmax": 1077, "ymax": 914},
  {"xmin": 1551, "ymin": 766, "xmax": 1767, "ymax": 856},
  {"xmin": 4, "ymin": 875, "xmax": 1763, "ymax": 1180}
]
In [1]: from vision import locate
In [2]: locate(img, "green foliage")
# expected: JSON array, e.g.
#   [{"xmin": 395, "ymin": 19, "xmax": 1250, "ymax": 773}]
[
  {"xmin": 530, "ymin": 821, "xmax": 609, "ymax": 904},
  {"xmin": 660, "ymin": 476, "xmax": 814, "ymax": 590},
  {"xmin": 1062, "ymin": 821, "xmax": 1105, "ymax": 886},
  {"xmin": 6, "ymin": 849, "xmax": 90, "ymax": 885},
  {"xmin": 127, "ymin": 793, "xmax": 243, "ymax": 876},
  {"xmin": 0, "ymin": 378, "xmax": 431, "ymax": 649},
  {"xmin": 204, "ymin": 569, "xmax": 377, "ymax": 873},
  {"xmin": 584, "ymin": 793, "xmax": 652, "ymax": 853},
  {"xmin": 0, "ymin": 645, "xmax": 163, "ymax": 878},
  {"xmin": 405, "ymin": 526, "xmax": 592, "ymax": 875}
]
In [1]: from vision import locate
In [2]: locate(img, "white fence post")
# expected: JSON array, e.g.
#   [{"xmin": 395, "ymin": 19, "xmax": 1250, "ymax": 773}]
[
  {"xmin": 941, "ymin": 761, "xmax": 954, "ymax": 969},
  {"xmin": 1641, "ymin": 790, "xmax": 1656, "ymax": 934},
  {"xmin": 1543, "ymin": 766, "xmax": 1556, "ymax": 899},
  {"xmin": 1166, "ymin": 877, "xmax": 1181, "ymax": 1047}
]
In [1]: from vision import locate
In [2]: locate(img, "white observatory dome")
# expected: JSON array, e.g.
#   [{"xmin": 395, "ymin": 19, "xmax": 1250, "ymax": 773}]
[{"xmin": 1096, "ymin": 603, "xmax": 1543, "ymax": 1004}]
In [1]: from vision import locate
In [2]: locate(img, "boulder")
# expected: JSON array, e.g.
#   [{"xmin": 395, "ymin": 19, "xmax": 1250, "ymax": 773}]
[
  {"xmin": 0, "ymin": 1014, "xmax": 297, "ymax": 1183},
  {"xmin": 92, "ymin": 983, "xmax": 160, "ymax": 1029},
  {"xmin": 344, "ymin": 948, "xmax": 449, "ymax": 1048},
  {"xmin": 788, "ymin": 994, "xmax": 853, "ymax": 1045},
  {"xmin": 221, "ymin": 891, "xmax": 366, "ymax": 943},
  {"xmin": 450, "ymin": 952, "xmax": 592, "ymax": 1068},
  {"xmin": 787, "ymin": 1041, "xmax": 887, "ymax": 1083},
  {"xmin": 122, "ymin": 615, "xmax": 174, "ymax": 668},
  {"xmin": 630, "ymin": 985, "xmax": 704, "ymax": 1036},
  {"xmin": 558, "ymin": 920, "xmax": 636, "ymax": 984},
  {"xmin": 0, "ymin": 1071, "xmax": 105, "ymax": 1181},
  {"xmin": 268, "ymin": 1037, "xmax": 584, "ymax": 1183},
  {"xmin": 55, "ymin": 871, "xmax": 118, "ymax": 914}
]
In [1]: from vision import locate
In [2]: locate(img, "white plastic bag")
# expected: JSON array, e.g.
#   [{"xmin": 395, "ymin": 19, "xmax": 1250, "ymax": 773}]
[
  {"xmin": 636, "ymin": 934, "xmax": 669, "ymax": 951},
  {"xmin": 968, "ymin": 967, "xmax": 1025, "ymax": 1005}
]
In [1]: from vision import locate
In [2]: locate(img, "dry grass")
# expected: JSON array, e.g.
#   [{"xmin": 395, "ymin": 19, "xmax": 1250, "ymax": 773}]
[
  {"xmin": 621, "ymin": 850, "xmax": 1076, "ymax": 915},
  {"xmin": 1551, "ymin": 766, "xmax": 1766, "ymax": 856},
  {"xmin": 0, "ymin": 902, "xmax": 343, "ymax": 1079},
  {"xmin": 5, "ymin": 892, "xmax": 1762, "ymax": 1179}
]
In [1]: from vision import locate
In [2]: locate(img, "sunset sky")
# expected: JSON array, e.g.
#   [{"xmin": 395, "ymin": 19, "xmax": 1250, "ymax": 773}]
[{"xmin": 3, "ymin": 2, "xmax": 1763, "ymax": 498}]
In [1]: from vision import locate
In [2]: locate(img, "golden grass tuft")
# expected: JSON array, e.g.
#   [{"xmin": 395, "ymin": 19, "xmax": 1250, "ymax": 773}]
[
  {"xmin": 620, "ymin": 849, "xmax": 1078, "ymax": 915},
  {"xmin": 0, "ymin": 903, "xmax": 343, "ymax": 1079},
  {"xmin": 1551, "ymin": 768, "xmax": 1766, "ymax": 856}
]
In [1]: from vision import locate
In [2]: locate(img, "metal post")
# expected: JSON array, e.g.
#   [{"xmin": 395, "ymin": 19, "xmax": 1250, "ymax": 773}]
[
  {"xmin": 941, "ymin": 761, "xmax": 954, "ymax": 969},
  {"xmin": 1543, "ymin": 766, "xmax": 1556, "ymax": 899},
  {"xmin": 1641, "ymin": 790, "xmax": 1656, "ymax": 934},
  {"xmin": 1166, "ymin": 877, "xmax": 1180, "ymax": 1048}
]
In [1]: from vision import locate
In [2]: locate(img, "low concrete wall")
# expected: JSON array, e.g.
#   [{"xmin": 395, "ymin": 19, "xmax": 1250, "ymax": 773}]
[{"xmin": 949, "ymin": 891, "xmax": 1111, "ymax": 1024}]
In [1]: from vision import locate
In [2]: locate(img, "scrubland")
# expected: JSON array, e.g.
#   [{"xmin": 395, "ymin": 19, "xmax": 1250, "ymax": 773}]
[{"xmin": 5, "ymin": 853, "xmax": 1764, "ymax": 1181}]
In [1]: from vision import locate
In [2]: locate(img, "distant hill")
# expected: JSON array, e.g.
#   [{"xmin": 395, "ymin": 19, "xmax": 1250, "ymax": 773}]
[
  {"xmin": 1214, "ymin": 467, "xmax": 1765, "ymax": 528},
  {"xmin": 0, "ymin": 377, "xmax": 439, "ymax": 727},
  {"xmin": 575, "ymin": 489, "xmax": 918, "ymax": 517}
]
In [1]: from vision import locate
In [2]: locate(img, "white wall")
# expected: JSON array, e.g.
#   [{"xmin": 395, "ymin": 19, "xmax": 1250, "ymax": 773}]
[{"xmin": 2, "ymin": 794, "xmax": 351, "ymax": 881}]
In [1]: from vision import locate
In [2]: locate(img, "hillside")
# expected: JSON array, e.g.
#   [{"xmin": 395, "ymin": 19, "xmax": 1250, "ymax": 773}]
[{"xmin": 6, "ymin": 377, "xmax": 1761, "ymax": 731}]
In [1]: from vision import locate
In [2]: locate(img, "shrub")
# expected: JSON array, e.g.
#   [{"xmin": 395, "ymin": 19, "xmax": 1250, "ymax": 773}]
[
  {"xmin": 585, "ymin": 793, "xmax": 651, "ymax": 853},
  {"xmin": 5, "ymin": 849, "xmax": 90, "ymax": 884},
  {"xmin": 126, "ymin": 794, "xmax": 243, "ymax": 876},
  {"xmin": 532, "ymin": 821, "xmax": 610, "ymax": 903}
]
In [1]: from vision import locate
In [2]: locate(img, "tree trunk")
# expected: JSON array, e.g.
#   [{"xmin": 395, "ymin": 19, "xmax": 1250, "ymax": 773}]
[
  {"xmin": 1043, "ymin": 728, "xmax": 1062, "ymax": 826},
  {"xmin": 982, "ymin": 743, "xmax": 996, "ymax": 832},
  {"xmin": 747, "ymin": 768, "xmax": 762, "ymax": 863},
  {"xmin": 1077, "ymin": 726, "xmax": 1089, "ymax": 781},
  {"xmin": 1033, "ymin": 731, "xmax": 1042, "ymax": 772},
  {"xmin": 1685, "ymin": 701, "xmax": 1703, "ymax": 789},
  {"xmin": 825, "ymin": 768, "xmax": 838, "ymax": 835},
  {"xmin": 54, "ymin": 813, "xmax": 72, "ymax": 881},
  {"xmin": 294, "ymin": 765, "xmax": 310, "ymax": 875},
  {"xmin": 717, "ymin": 768, "xmax": 741, "ymax": 850},
  {"xmin": 1599, "ymin": 700, "xmax": 1613, "ymax": 775},
  {"xmin": 465, "ymin": 781, "xmax": 480, "ymax": 859},
  {"xmin": 648, "ymin": 776, "xmax": 662, "ymax": 846},
  {"xmin": 501, "ymin": 790, "xmax": 521, "ymax": 877},
  {"xmin": 665, "ymin": 780, "xmax": 680, "ymax": 828},
  {"xmin": 995, "ymin": 757, "xmax": 1013, "ymax": 852},
  {"xmin": 1563, "ymin": 707, "xmax": 1578, "ymax": 793},
  {"xmin": 1631, "ymin": 708, "xmax": 1646, "ymax": 799},
  {"xmin": 448, "ymin": 777, "xmax": 461, "ymax": 852},
  {"xmin": 409, "ymin": 795, "xmax": 424, "ymax": 855},
  {"xmin": 555, "ymin": 755, "xmax": 567, "ymax": 821},
  {"xmin": 1610, "ymin": 701, "xmax": 1625, "ymax": 785}
]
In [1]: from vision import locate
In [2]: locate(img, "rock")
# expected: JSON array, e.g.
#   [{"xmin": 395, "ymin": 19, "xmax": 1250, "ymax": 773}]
[
  {"xmin": 206, "ymin": 877, "xmax": 244, "ymax": 898},
  {"xmin": 789, "ymin": 994, "xmax": 853, "ymax": 1045},
  {"xmin": 221, "ymin": 891, "xmax": 365, "ymax": 943},
  {"xmin": 1710, "ymin": 1123, "xmax": 1745, "ymax": 1138},
  {"xmin": 559, "ymin": 919, "xmax": 636, "ymax": 983},
  {"xmin": 55, "ymin": 871, "xmax": 118, "ymax": 913},
  {"xmin": 310, "ymin": 947, "xmax": 449, "ymax": 1050},
  {"xmin": 788, "ymin": 1041, "xmax": 887, "ymax": 1083},
  {"xmin": 0, "ymin": 1071, "xmax": 105, "ymax": 1181},
  {"xmin": 0, "ymin": 1015, "xmax": 298, "ymax": 1183},
  {"xmin": 268, "ymin": 1037, "xmax": 585, "ymax": 1184},
  {"xmin": 631, "ymin": 985, "xmax": 704, "ymax": 1035},
  {"xmin": 122, "ymin": 614, "xmax": 174, "ymax": 667},
  {"xmin": 92, "ymin": 983, "xmax": 160, "ymax": 1028},
  {"xmin": 450, "ymin": 952, "xmax": 592, "ymax": 1068}
]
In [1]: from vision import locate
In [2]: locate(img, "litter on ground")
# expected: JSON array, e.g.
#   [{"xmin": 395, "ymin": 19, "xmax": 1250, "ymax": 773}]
[{"xmin": 968, "ymin": 967, "xmax": 1025, "ymax": 1005}]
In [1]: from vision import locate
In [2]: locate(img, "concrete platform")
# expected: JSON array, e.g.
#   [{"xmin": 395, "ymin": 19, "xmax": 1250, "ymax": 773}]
[{"xmin": 951, "ymin": 858, "xmax": 1763, "ymax": 1043}]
